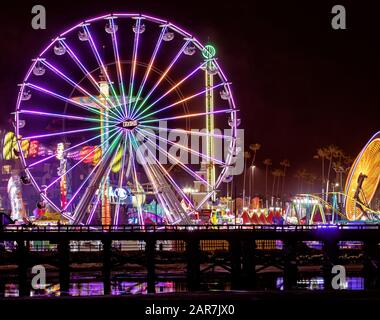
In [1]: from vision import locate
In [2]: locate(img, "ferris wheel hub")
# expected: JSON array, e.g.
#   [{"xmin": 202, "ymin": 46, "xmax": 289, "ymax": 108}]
[{"xmin": 118, "ymin": 119, "xmax": 139, "ymax": 131}]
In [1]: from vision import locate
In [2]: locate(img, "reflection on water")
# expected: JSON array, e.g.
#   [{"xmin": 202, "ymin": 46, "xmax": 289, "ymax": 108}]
[
  {"xmin": 3, "ymin": 281, "xmax": 185, "ymax": 298},
  {"xmin": 1, "ymin": 275, "xmax": 365, "ymax": 297},
  {"xmin": 276, "ymin": 277, "xmax": 364, "ymax": 290}
]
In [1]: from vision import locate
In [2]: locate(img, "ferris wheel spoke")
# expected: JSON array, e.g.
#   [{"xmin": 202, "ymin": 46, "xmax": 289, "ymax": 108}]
[
  {"xmin": 83, "ymin": 25, "xmax": 124, "ymax": 117},
  {"xmin": 130, "ymin": 26, "xmax": 167, "ymax": 117},
  {"xmin": 133, "ymin": 63, "xmax": 205, "ymax": 119},
  {"xmin": 26, "ymin": 130, "xmax": 112, "ymax": 169},
  {"xmin": 195, "ymin": 189, "xmax": 218, "ymax": 211},
  {"xmin": 40, "ymin": 60, "xmax": 122, "ymax": 121},
  {"xmin": 113, "ymin": 134, "xmax": 129, "ymax": 225},
  {"xmin": 137, "ymin": 131, "xmax": 211, "ymax": 188},
  {"xmin": 87, "ymin": 137, "xmax": 123, "ymax": 225},
  {"xmin": 128, "ymin": 134, "xmax": 145, "ymax": 226},
  {"xmin": 108, "ymin": 18, "xmax": 128, "ymax": 119},
  {"xmin": 22, "ymin": 124, "xmax": 115, "ymax": 141},
  {"xmin": 132, "ymin": 133, "xmax": 194, "ymax": 209},
  {"xmin": 139, "ymin": 124, "xmax": 234, "ymax": 140},
  {"xmin": 127, "ymin": 18, "xmax": 143, "ymax": 118},
  {"xmin": 59, "ymin": 39, "xmax": 125, "ymax": 121},
  {"xmin": 132, "ymin": 40, "xmax": 190, "ymax": 117},
  {"xmin": 44, "ymin": 129, "xmax": 120, "ymax": 192},
  {"xmin": 139, "ymin": 108, "xmax": 235, "ymax": 124},
  {"xmin": 18, "ymin": 109, "xmax": 111, "ymax": 123},
  {"xmin": 138, "ymin": 82, "xmax": 225, "ymax": 121},
  {"xmin": 86, "ymin": 191, "xmax": 102, "ymax": 225},
  {"xmin": 137, "ymin": 127, "xmax": 225, "ymax": 166},
  {"xmin": 130, "ymin": 135, "xmax": 172, "ymax": 222},
  {"xmin": 64, "ymin": 130, "xmax": 122, "ymax": 212},
  {"xmin": 25, "ymin": 83, "xmax": 111, "ymax": 119}
]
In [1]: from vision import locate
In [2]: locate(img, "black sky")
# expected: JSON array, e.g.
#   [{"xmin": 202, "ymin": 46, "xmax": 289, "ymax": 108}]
[{"xmin": 1, "ymin": 0, "xmax": 379, "ymax": 193}]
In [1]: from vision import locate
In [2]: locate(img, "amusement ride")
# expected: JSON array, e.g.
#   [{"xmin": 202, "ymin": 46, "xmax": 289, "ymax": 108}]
[
  {"xmin": 6, "ymin": 13, "xmax": 380, "ymax": 227},
  {"xmin": 14, "ymin": 13, "xmax": 239, "ymax": 226}
]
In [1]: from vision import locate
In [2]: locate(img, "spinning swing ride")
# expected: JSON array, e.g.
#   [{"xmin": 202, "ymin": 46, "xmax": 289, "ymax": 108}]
[{"xmin": 15, "ymin": 13, "xmax": 239, "ymax": 226}]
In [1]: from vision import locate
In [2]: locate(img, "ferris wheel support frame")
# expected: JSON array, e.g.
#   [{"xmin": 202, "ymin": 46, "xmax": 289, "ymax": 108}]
[{"xmin": 15, "ymin": 12, "xmax": 239, "ymax": 226}]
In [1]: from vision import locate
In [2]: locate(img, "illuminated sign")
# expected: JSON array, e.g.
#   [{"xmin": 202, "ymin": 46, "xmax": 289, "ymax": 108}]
[{"xmin": 117, "ymin": 119, "xmax": 139, "ymax": 130}]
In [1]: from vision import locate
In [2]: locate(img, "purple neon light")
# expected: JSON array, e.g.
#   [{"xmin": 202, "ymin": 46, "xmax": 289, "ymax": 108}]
[
  {"xmin": 60, "ymin": 39, "xmax": 124, "ymax": 121},
  {"xmin": 109, "ymin": 18, "xmax": 128, "ymax": 119},
  {"xmin": 139, "ymin": 124, "xmax": 234, "ymax": 140},
  {"xmin": 86, "ymin": 192, "xmax": 101, "ymax": 225},
  {"xmin": 23, "ymin": 124, "xmax": 114, "ymax": 140},
  {"xmin": 130, "ymin": 26, "xmax": 167, "ymax": 118},
  {"xmin": 15, "ymin": 12, "xmax": 239, "ymax": 225},
  {"xmin": 41, "ymin": 60, "xmax": 121, "ymax": 119},
  {"xmin": 137, "ymin": 130, "xmax": 211, "ymax": 187},
  {"xmin": 140, "ymin": 108, "xmax": 235, "ymax": 124},
  {"xmin": 44, "ymin": 129, "xmax": 119, "ymax": 191},
  {"xmin": 138, "ymin": 127, "xmax": 225, "ymax": 166},
  {"xmin": 65, "ymin": 131, "xmax": 122, "ymax": 211},
  {"xmin": 83, "ymin": 25, "xmax": 123, "ymax": 114},
  {"xmin": 138, "ymin": 82, "xmax": 225, "ymax": 121},
  {"xmin": 25, "ymin": 83, "xmax": 107, "ymax": 118},
  {"xmin": 133, "ymin": 132, "xmax": 194, "ymax": 208},
  {"xmin": 129, "ymin": 135, "xmax": 144, "ymax": 226},
  {"xmin": 87, "ymin": 150, "xmax": 117, "ymax": 224},
  {"xmin": 132, "ymin": 63, "xmax": 205, "ymax": 119},
  {"xmin": 134, "ymin": 40, "xmax": 190, "ymax": 115},
  {"xmin": 18, "ymin": 109, "xmax": 108, "ymax": 123},
  {"xmin": 26, "ymin": 130, "xmax": 113, "ymax": 169},
  {"xmin": 127, "ymin": 18, "xmax": 142, "ymax": 117},
  {"xmin": 114, "ymin": 136, "xmax": 128, "ymax": 225}
]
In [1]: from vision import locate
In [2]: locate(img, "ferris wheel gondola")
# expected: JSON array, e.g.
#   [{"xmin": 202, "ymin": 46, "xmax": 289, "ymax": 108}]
[{"xmin": 15, "ymin": 13, "xmax": 239, "ymax": 226}]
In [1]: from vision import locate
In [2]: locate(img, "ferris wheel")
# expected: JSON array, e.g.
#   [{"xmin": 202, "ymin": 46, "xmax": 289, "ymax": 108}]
[
  {"xmin": 15, "ymin": 13, "xmax": 239, "ymax": 226},
  {"xmin": 344, "ymin": 131, "xmax": 380, "ymax": 221}
]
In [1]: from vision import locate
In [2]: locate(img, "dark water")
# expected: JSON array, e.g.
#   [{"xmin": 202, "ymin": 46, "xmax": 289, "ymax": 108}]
[{"xmin": 0, "ymin": 275, "xmax": 365, "ymax": 297}]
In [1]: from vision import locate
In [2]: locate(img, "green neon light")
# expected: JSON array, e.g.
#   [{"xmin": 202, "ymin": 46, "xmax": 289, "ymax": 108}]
[{"xmin": 202, "ymin": 44, "xmax": 216, "ymax": 59}]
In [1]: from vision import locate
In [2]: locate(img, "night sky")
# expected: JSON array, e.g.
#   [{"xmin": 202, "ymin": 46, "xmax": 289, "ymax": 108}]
[{"xmin": 1, "ymin": 0, "xmax": 379, "ymax": 194}]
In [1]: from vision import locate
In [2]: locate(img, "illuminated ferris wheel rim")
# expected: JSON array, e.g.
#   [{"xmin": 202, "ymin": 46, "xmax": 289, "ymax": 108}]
[
  {"xmin": 344, "ymin": 131, "xmax": 380, "ymax": 220},
  {"xmin": 17, "ymin": 13, "xmax": 238, "ymax": 110},
  {"xmin": 15, "ymin": 12, "xmax": 239, "ymax": 224}
]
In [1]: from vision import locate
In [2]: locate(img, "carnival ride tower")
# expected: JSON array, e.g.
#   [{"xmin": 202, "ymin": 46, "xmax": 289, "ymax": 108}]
[
  {"xmin": 203, "ymin": 45, "xmax": 217, "ymax": 205},
  {"xmin": 98, "ymin": 77, "xmax": 111, "ymax": 225}
]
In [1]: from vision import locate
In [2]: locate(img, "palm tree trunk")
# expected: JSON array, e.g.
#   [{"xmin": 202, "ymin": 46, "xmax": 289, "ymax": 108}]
[
  {"xmin": 242, "ymin": 158, "xmax": 247, "ymax": 207},
  {"xmin": 248, "ymin": 168, "xmax": 252, "ymax": 203},
  {"xmin": 321, "ymin": 157, "xmax": 325, "ymax": 194},
  {"xmin": 326, "ymin": 157, "xmax": 333, "ymax": 200},
  {"xmin": 265, "ymin": 165, "xmax": 268, "ymax": 197},
  {"xmin": 281, "ymin": 168, "xmax": 286, "ymax": 196}
]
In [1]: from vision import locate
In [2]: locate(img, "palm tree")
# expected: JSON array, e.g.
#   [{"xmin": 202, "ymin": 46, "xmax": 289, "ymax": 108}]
[
  {"xmin": 276, "ymin": 170, "xmax": 285, "ymax": 197},
  {"xmin": 248, "ymin": 143, "xmax": 261, "ymax": 200},
  {"xmin": 249, "ymin": 143, "xmax": 261, "ymax": 165},
  {"xmin": 324, "ymin": 145, "xmax": 342, "ymax": 200},
  {"xmin": 280, "ymin": 159, "xmax": 290, "ymax": 197},
  {"xmin": 242, "ymin": 151, "xmax": 251, "ymax": 207},
  {"xmin": 305, "ymin": 173, "xmax": 317, "ymax": 193},
  {"xmin": 271, "ymin": 169, "xmax": 283, "ymax": 199},
  {"xmin": 314, "ymin": 148, "xmax": 327, "ymax": 196},
  {"xmin": 263, "ymin": 158, "xmax": 272, "ymax": 202},
  {"xmin": 295, "ymin": 169, "xmax": 308, "ymax": 193}
]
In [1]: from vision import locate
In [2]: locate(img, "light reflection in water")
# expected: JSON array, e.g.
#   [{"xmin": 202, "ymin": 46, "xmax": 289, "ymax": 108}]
[
  {"xmin": 3, "ymin": 281, "xmax": 183, "ymax": 297},
  {"xmin": 276, "ymin": 277, "xmax": 364, "ymax": 290},
  {"xmin": 2, "ymin": 276, "xmax": 365, "ymax": 297}
]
